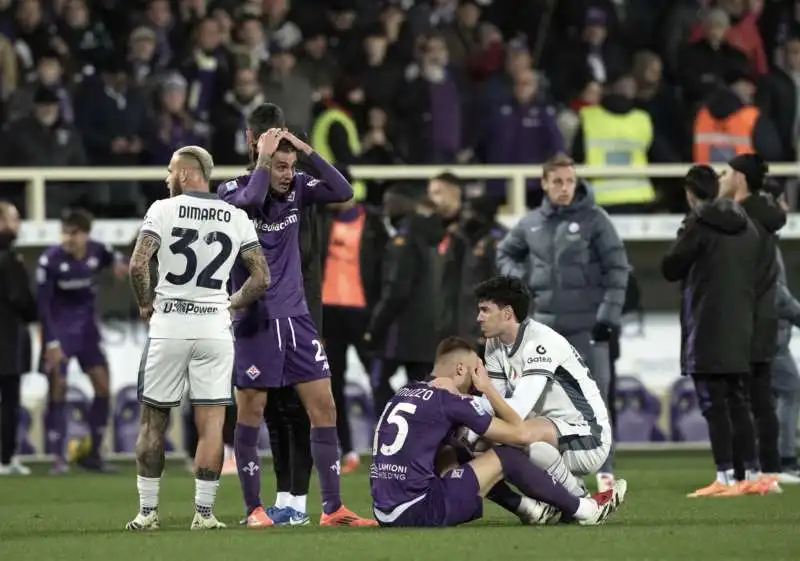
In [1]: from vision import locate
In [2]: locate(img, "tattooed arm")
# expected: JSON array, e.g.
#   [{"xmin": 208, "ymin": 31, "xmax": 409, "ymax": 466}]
[
  {"xmin": 135, "ymin": 405, "xmax": 170, "ymax": 477},
  {"xmin": 129, "ymin": 233, "xmax": 160, "ymax": 320},
  {"xmin": 230, "ymin": 246, "xmax": 270, "ymax": 311}
]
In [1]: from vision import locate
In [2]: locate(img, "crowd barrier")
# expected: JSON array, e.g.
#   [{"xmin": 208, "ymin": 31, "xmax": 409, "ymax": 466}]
[{"xmin": 14, "ymin": 315, "xmax": 800, "ymax": 459}]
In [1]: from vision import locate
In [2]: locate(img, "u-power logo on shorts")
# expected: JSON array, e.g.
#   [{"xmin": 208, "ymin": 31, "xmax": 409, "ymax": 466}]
[{"xmin": 162, "ymin": 300, "xmax": 219, "ymax": 315}]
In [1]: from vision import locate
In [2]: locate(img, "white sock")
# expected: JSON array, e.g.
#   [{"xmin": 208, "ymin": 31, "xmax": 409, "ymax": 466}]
[
  {"xmin": 528, "ymin": 442, "xmax": 587, "ymax": 497},
  {"xmin": 289, "ymin": 494, "xmax": 307, "ymax": 513},
  {"xmin": 137, "ymin": 476, "xmax": 160, "ymax": 515},
  {"xmin": 572, "ymin": 497, "xmax": 598, "ymax": 521},
  {"xmin": 745, "ymin": 470, "xmax": 761, "ymax": 481},
  {"xmin": 194, "ymin": 479, "xmax": 219, "ymax": 517},
  {"xmin": 223, "ymin": 445, "xmax": 235, "ymax": 461},
  {"xmin": 276, "ymin": 491, "xmax": 291, "ymax": 509},
  {"xmin": 716, "ymin": 469, "xmax": 736, "ymax": 485}
]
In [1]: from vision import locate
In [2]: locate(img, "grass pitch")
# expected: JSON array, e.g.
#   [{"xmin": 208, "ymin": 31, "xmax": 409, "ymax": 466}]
[{"xmin": 1, "ymin": 451, "xmax": 799, "ymax": 561}]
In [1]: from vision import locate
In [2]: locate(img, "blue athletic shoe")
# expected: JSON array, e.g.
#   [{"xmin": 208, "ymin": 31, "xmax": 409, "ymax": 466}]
[{"xmin": 266, "ymin": 506, "xmax": 310, "ymax": 526}]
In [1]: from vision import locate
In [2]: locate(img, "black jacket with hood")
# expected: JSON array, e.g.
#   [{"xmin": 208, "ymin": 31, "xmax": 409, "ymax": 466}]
[
  {"xmin": 661, "ymin": 198, "xmax": 760, "ymax": 375},
  {"xmin": 739, "ymin": 193, "xmax": 787, "ymax": 363}
]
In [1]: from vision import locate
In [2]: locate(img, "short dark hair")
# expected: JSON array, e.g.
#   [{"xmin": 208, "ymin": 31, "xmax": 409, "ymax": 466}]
[
  {"xmin": 435, "ymin": 336, "xmax": 476, "ymax": 361},
  {"xmin": 542, "ymin": 153, "xmax": 575, "ymax": 180},
  {"xmin": 61, "ymin": 208, "xmax": 93, "ymax": 232},
  {"xmin": 684, "ymin": 164, "xmax": 719, "ymax": 201},
  {"xmin": 432, "ymin": 172, "xmax": 462, "ymax": 188},
  {"xmin": 474, "ymin": 276, "xmax": 530, "ymax": 322},
  {"xmin": 247, "ymin": 103, "xmax": 286, "ymax": 137}
]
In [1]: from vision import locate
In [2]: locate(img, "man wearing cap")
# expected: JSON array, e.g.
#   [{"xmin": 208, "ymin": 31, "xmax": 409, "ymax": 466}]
[
  {"xmin": 719, "ymin": 153, "xmax": 786, "ymax": 490},
  {"xmin": 661, "ymin": 164, "xmax": 761, "ymax": 498}
]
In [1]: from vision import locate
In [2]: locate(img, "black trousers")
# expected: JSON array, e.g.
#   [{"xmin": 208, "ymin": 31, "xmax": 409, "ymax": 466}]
[
  {"xmin": 372, "ymin": 359, "xmax": 433, "ymax": 415},
  {"xmin": 733, "ymin": 362, "xmax": 782, "ymax": 477},
  {"xmin": 183, "ymin": 403, "xmax": 237, "ymax": 460},
  {"xmin": 692, "ymin": 373, "xmax": 758, "ymax": 472},
  {"xmin": 0, "ymin": 376, "xmax": 21, "ymax": 464},
  {"xmin": 265, "ymin": 386, "xmax": 312, "ymax": 496},
  {"xmin": 322, "ymin": 306, "xmax": 371, "ymax": 455}
]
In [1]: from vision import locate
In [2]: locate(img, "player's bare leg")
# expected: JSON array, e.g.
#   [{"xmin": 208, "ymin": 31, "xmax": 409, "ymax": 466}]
[
  {"xmin": 126, "ymin": 405, "xmax": 169, "ymax": 531},
  {"xmin": 46, "ymin": 368, "xmax": 69, "ymax": 475},
  {"xmin": 79, "ymin": 365, "xmax": 114, "ymax": 472},
  {"xmin": 469, "ymin": 447, "xmax": 626, "ymax": 526},
  {"xmin": 524, "ymin": 418, "xmax": 589, "ymax": 497},
  {"xmin": 295, "ymin": 378, "xmax": 377, "ymax": 527},
  {"xmin": 235, "ymin": 388, "xmax": 273, "ymax": 527},
  {"xmin": 191, "ymin": 405, "xmax": 227, "ymax": 529}
]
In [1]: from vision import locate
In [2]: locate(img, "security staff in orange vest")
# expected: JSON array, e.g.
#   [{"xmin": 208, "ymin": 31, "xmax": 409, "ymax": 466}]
[
  {"xmin": 693, "ymin": 74, "xmax": 782, "ymax": 164},
  {"xmin": 320, "ymin": 170, "xmax": 387, "ymax": 473}
]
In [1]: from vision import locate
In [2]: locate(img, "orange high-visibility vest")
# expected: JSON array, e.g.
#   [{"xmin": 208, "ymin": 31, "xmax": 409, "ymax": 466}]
[
  {"xmin": 693, "ymin": 106, "xmax": 759, "ymax": 163},
  {"xmin": 322, "ymin": 211, "xmax": 367, "ymax": 308}
]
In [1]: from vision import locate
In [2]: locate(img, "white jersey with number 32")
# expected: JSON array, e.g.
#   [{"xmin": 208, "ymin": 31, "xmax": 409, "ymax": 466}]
[
  {"xmin": 139, "ymin": 192, "xmax": 260, "ymax": 340},
  {"xmin": 484, "ymin": 319, "xmax": 609, "ymax": 428}
]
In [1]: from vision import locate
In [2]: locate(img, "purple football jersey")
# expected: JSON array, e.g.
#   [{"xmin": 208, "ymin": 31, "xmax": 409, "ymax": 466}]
[
  {"xmin": 36, "ymin": 241, "xmax": 116, "ymax": 345},
  {"xmin": 370, "ymin": 382, "xmax": 492, "ymax": 511},
  {"xmin": 218, "ymin": 153, "xmax": 353, "ymax": 320}
]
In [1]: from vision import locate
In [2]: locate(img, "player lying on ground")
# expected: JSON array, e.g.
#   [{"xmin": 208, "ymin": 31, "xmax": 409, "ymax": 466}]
[
  {"xmin": 219, "ymin": 103, "xmax": 375, "ymax": 527},
  {"xmin": 457, "ymin": 277, "xmax": 616, "ymax": 523},
  {"xmin": 127, "ymin": 146, "xmax": 269, "ymax": 531},
  {"xmin": 370, "ymin": 336, "xmax": 626, "ymax": 528},
  {"xmin": 36, "ymin": 208, "xmax": 127, "ymax": 474}
]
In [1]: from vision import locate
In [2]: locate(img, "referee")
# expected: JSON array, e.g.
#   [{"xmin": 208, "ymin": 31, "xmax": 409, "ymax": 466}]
[{"xmin": 661, "ymin": 165, "xmax": 760, "ymax": 497}]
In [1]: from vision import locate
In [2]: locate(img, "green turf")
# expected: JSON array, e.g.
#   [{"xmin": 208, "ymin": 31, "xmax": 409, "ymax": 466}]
[{"xmin": 1, "ymin": 452, "xmax": 799, "ymax": 561}]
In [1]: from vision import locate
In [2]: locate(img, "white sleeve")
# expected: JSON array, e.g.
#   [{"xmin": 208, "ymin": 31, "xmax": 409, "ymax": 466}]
[
  {"xmin": 236, "ymin": 209, "xmax": 260, "ymax": 254},
  {"xmin": 140, "ymin": 201, "xmax": 165, "ymax": 244},
  {"xmin": 502, "ymin": 340, "xmax": 563, "ymax": 420}
]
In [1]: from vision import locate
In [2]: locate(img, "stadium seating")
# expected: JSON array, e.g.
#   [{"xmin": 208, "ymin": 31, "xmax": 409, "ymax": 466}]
[
  {"xmin": 670, "ymin": 377, "xmax": 710, "ymax": 442},
  {"xmin": 614, "ymin": 376, "xmax": 666, "ymax": 442}
]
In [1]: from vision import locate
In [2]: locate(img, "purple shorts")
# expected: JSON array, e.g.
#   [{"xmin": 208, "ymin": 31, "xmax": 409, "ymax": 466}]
[
  {"xmin": 374, "ymin": 464, "xmax": 483, "ymax": 528},
  {"xmin": 42, "ymin": 328, "xmax": 107, "ymax": 375},
  {"xmin": 234, "ymin": 314, "xmax": 330, "ymax": 389}
]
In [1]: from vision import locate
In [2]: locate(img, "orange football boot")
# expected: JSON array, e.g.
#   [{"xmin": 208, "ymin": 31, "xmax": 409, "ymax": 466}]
[{"xmin": 320, "ymin": 505, "xmax": 378, "ymax": 527}]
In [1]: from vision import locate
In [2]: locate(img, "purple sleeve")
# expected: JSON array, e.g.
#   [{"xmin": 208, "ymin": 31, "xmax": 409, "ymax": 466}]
[
  {"xmin": 218, "ymin": 169, "xmax": 270, "ymax": 209},
  {"xmin": 302, "ymin": 152, "xmax": 354, "ymax": 205},
  {"xmin": 440, "ymin": 391, "xmax": 493, "ymax": 436},
  {"xmin": 35, "ymin": 254, "xmax": 59, "ymax": 344}
]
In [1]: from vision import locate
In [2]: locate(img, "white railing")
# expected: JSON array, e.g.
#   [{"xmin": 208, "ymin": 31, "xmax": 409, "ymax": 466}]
[{"xmin": 5, "ymin": 161, "xmax": 800, "ymax": 220}]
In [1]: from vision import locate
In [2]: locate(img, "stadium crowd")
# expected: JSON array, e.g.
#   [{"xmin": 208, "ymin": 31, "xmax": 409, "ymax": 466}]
[{"xmin": 2, "ymin": 0, "xmax": 800, "ymax": 216}]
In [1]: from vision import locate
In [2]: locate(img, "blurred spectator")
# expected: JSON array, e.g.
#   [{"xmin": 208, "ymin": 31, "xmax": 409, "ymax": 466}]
[
  {"xmin": 325, "ymin": 2, "xmax": 361, "ymax": 63},
  {"xmin": 442, "ymin": 0, "xmax": 481, "ymax": 70},
  {"xmin": 678, "ymin": 8, "xmax": 750, "ymax": 105},
  {"xmin": 693, "ymin": 73, "xmax": 782, "ymax": 164},
  {"xmin": 758, "ymin": 0, "xmax": 800, "ymax": 68},
  {"xmin": 483, "ymin": 38, "xmax": 531, "ymax": 109},
  {"xmin": 7, "ymin": 50, "xmax": 74, "ymax": 124},
  {"xmin": 757, "ymin": 36, "xmax": 800, "ymax": 161},
  {"xmin": 179, "ymin": 17, "xmax": 233, "ymax": 124},
  {"xmin": 1, "ymin": 87, "xmax": 87, "ymax": 217},
  {"xmin": 0, "ymin": 33, "xmax": 19, "ymax": 106},
  {"xmin": 263, "ymin": 0, "xmax": 303, "ymax": 52},
  {"xmin": 352, "ymin": 26, "xmax": 403, "ymax": 110},
  {"xmin": 573, "ymin": 75, "xmax": 658, "ymax": 213},
  {"xmin": 296, "ymin": 26, "xmax": 339, "ymax": 97},
  {"xmin": 13, "ymin": 0, "xmax": 63, "ymax": 79},
  {"xmin": 552, "ymin": 6, "xmax": 628, "ymax": 101},
  {"xmin": 632, "ymin": 50, "xmax": 684, "ymax": 159},
  {"xmin": 687, "ymin": 0, "xmax": 767, "ymax": 77},
  {"xmin": 663, "ymin": 0, "xmax": 715, "ymax": 74},
  {"xmin": 378, "ymin": 1, "xmax": 415, "ymax": 63},
  {"xmin": 141, "ymin": 0, "xmax": 180, "ymax": 68},
  {"xmin": 58, "ymin": 0, "xmax": 113, "ymax": 73},
  {"xmin": 210, "ymin": 67, "xmax": 264, "ymax": 166},
  {"xmin": 127, "ymin": 26, "xmax": 167, "ymax": 96},
  {"xmin": 230, "ymin": 15, "xmax": 269, "ymax": 73},
  {"xmin": 260, "ymin": 43, "xmax": 313, "ymax": 133},
  {"xmin": 146, "ymin": 73, "xmax": 208, "ymax": 166},
  {"xmin": 483, "ymin": 68, "xmax": 564, "ymax": 205}
]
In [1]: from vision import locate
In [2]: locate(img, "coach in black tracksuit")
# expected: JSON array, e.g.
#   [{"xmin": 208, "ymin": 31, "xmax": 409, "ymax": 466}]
[
  {"xmin": 365, "ymin": 187, "xmax": 443, "ymax": 414},
  {"xmin": 722, "ymin": 154, "xmax": 787, "ymax": 478},
  {"xmin": 661, "ymin": 165, "xmax": 761, "ymax": 486}
]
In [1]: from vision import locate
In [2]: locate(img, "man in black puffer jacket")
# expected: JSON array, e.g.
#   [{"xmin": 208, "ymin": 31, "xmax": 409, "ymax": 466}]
[{"xmin": 720, "ymin": 153, "xmax": 787, "ymax": 486}]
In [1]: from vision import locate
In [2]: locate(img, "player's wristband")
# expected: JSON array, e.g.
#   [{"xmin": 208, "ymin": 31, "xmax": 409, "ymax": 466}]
[{"xmin": 46, "ymin": 340, "xmax": 61, "ymax": 350}]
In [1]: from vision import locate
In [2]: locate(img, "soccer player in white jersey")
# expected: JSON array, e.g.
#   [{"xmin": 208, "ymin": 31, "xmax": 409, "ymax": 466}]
[
  {"xmin": 471, "ymin": 276, "xmax": 617, "ymax": 510},
  {"xmin": 126, "ymin": 146, "xmax": 270, "ymax": 531}
]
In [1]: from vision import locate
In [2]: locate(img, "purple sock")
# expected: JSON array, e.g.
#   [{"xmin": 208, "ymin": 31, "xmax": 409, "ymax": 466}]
[
  {"xmin": 310, "ymin": 427, "xmax": 342, "ymax": 515},
  {"xmin": 235, "ymin": 423, "xmax": 262, "ymax": 515},
  {"xmin": 495, "ymin": 446, "xmax": 580, "ymax": 517},
  {"xmin": 89, "ymin": 396, "xmax": 109, "ymax": 457},
  {"xmin": 48, "ymin": 402, "xmax": 67, "ymax": 460}
]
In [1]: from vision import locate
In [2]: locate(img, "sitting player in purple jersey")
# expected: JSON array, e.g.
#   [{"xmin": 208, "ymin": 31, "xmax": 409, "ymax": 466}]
[
  {"xmin": 36, "ymin": 209, "xmax": 128, "ymax": 474},
  {"xmin": 219, "ymin": 103, "xmax": 376, "ymax": 527},
  {"xmin": 371, "ymin": 336, "xmax": 624, "ymax": 528}
]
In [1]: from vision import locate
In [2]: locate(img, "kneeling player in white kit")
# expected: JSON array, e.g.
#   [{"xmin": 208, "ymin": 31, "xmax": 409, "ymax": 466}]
[
  {"xmin": 468, "ymin": 276, "xmax": 620, "ymax": 523},
  {"xmin": 126, "ymin": 146, "xmax": 269, "ymax": 531}
]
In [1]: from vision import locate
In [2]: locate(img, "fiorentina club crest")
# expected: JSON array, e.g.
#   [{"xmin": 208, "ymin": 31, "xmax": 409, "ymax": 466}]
[{"xmin": 246, "ymin": 365, "xmax": 261, "ymax": 380}]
